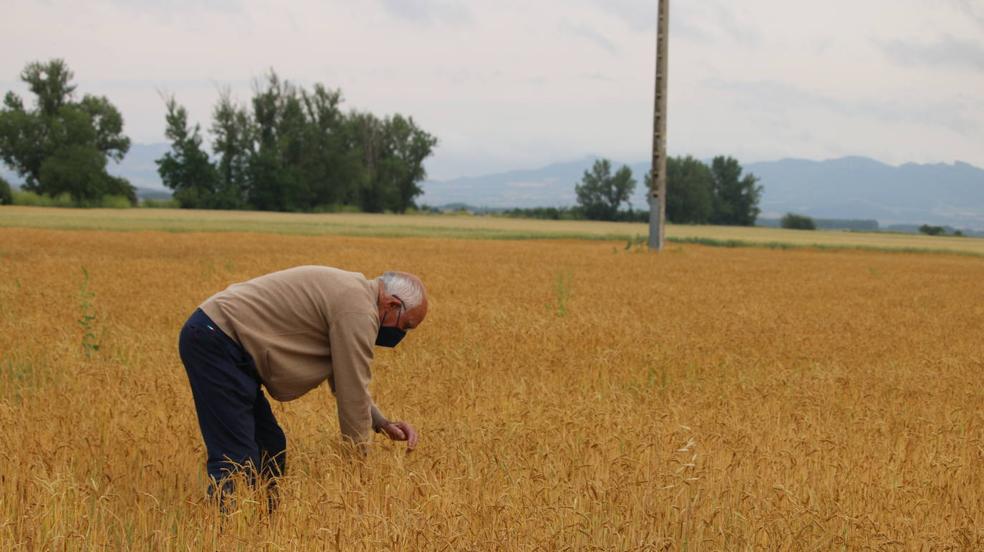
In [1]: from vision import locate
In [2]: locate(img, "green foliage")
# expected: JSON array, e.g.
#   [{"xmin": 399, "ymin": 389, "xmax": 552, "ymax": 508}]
[
  {"xmin": 709, "ymin": 156, "xmax": 762, "ymax": 226},
  {"xmin": 0, "ymin": 175, "xmax": 11, "ymax": 205},
  {"xmin": 12, "ymin": 190, "xmax": 75, "ymax": 207},
  {"xmin": 38, "ymin": 144, "xmax": 108, "ymax": 199},
  {"xmin": 157, "ymin": 71, "xmax": 437, "ymax": 214},
  {"xmin": 310, "ymin": 203, "xmax": 363, "ymax": 214},
  {"xmin": 918, "ymin": 224, "xmax": 946, "ymax": 236},
  {"xmin": 646, "ymin": 156, "xmax": 715, "ymax": 224},
  {"xmin": 210, "ymin": 89, "xmax": 252, "ymax": 209},
  {"xmin": 11, "ymin": 189, "xmax": 132, "ymax": 208},
  {"xmin": 78, "ymin": 267, "xmax": 100, "ymax": 357},
  {"xmin": 157, "ymin": 96, "xmax": 221, "ymax": 209},
  {"xmin": 760, "ymin": 217, "xmax": 879, "ymax": 231},
  {"xmin": 575, "ymin": 159, "xmax": 636, "ymax": 221},
  {"xmin": 141, "ymin": 198, "xmax": 181, "ymax": 209},
  {"xmin": 553, "ymin": 271, "xmax": 572, "ymax": 317},
  {"xmin": 348, "ymin": 110, "xmax": 437, "ymax": 213},
  {"xmin": 503, "ymin": 207, "xmax": 582, "ymax": 220},
  {"xmin": 642, "ymin": 155, "xmax": 762, "ymax": 226},
  {"xmin": 0, "ymin": 59, "xmax": 133, "ymax": 203},
  {"xmin": 97, "ymin": 194, "xmax": 133, "ymax": 209},
  {"xmin": 624, "ymin": 234, "xmax": 647, "ymax": 252},
  {"xmin": 781, "ymin": 212, "xmax": 816, "ymax": 230},
  {"xmin": 383, "ymin": 114, "xmax": 438, "ymax": 213}
]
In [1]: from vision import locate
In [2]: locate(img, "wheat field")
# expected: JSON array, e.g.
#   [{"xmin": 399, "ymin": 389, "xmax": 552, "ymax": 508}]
[{"xmin": 1, "ymin": 223, "xmax": 982, "ymax": 550}]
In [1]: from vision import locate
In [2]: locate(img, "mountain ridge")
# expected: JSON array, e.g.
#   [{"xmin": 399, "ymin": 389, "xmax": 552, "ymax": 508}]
[{"xmin": 420, "ymin": 155, "xmax": 984, "ymax": 230}]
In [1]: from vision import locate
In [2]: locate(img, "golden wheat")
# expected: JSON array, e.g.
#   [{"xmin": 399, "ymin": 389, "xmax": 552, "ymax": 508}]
[{"xmin": 0, "ymin": 226, "xmax": 982, "ymax": 550}]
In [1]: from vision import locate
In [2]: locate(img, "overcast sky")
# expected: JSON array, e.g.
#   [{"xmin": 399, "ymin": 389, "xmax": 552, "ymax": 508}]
[{"xmin": 2, "ymin": 0, "xmax": 982, "ymax": 180}]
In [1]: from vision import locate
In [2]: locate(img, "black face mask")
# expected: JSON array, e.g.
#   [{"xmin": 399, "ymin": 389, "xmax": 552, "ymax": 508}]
[
  {"xmin": 375, "ymin": 298, "xmax": 407, "ymax": 348},
  {"xmin": 375, "ymin": 326, "xmax": 406, "ymax": 348}
]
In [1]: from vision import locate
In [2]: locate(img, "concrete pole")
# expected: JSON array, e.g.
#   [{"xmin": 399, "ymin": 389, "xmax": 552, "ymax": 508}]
[{"xmin": 649, "ymin": 0, "xmax": 669, "ymax": 251}]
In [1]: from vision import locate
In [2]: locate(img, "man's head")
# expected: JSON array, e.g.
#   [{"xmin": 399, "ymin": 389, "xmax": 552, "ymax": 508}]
[{"xmin": 376, "ymin": 271, "xmax": 428, "ymax": 347}]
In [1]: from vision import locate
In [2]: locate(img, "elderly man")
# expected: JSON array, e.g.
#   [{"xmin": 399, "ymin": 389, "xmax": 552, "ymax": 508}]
[{"xmin": 178, "ymin": 266, "xmax": 426, "ymax": 497}]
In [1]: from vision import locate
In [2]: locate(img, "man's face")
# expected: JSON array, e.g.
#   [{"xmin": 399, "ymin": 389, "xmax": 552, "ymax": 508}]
[
  {"xmin": 376, "ymin": 291, "xmax": 427, "ymax": 348},
  {"xmin": 382, "ymin": 295, "xmax": 427, "ymax": 332}
]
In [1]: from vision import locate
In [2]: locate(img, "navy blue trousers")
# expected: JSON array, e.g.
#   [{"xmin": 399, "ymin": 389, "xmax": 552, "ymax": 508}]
[{"xmin": 178, "ymin": 309, "xmax": 286, "ymax": 496}]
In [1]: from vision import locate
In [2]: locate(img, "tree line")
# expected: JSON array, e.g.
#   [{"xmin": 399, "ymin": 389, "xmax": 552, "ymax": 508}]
[
  {"xmin": 2, "ymin": 59, "xmax": 761, "ymax": 224},
  {"xmin": 0, "ymin": 60, "xmax": 438, "ymax": 213},
  {"xmin": 158, "ymin": 72, "xmax": 437, "ymax": 213},
  {"xmin": 538, "ymin": 156, "xmax": 763, "ymax": 225}
]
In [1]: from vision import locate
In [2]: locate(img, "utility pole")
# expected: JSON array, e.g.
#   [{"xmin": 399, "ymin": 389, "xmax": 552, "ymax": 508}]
[{"xmin": 649, "ymin": 0, "xmax": 670, "ymax": 251}]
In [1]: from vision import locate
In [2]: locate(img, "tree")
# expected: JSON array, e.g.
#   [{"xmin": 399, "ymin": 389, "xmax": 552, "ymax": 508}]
[
  {"xmin": 0, "ymin": 174, "xmax": 11, "ymax": 205},
  {"xmin": 156, "ymin": 69, "xmax": 438, "ymax": 212},
  {"xmin": 211, "ymin": 90, "xmax": 253, "ymax": 209},
  {"xmin": 247, "ymin": 72, "xmax": 312, "ymax": 211},
  {"xmin": 709, "ymin": 156, "xmax": 762, "ymax": 226},
  {"xmin": 156, "ymin": 96, "xmax": 219, "ymax": 209},
  {"xmin": 299, "ymin": 84, "xmax": 359, "ymax": 208},
  {"xmin": 918, "ymin": 224, "xmax": 945, "ymax": 236},
  {"xmin": 21, "ymin": 60, "xmax": 77, "ymax": 116},
  {"xmin": 382, "ymin": 115, "xmax": 437, "ymax": 213},
  {"xmin": 0, "ymin": 59, "xmax": 133, "ymax": 203},
  {"xmin": 781, "ymin": 212, "xmax": 816, "ymax": 230},
  {"xmin": 350, "ymin": 112, "xmax": 389, "ymax": 213},
  {"xmin": 659, "ymin": 155, "xmax": 714, "ymax": 224},
  {"xmin": 575, "ymin": 159, "xmax": 636, "ymax": 221}
]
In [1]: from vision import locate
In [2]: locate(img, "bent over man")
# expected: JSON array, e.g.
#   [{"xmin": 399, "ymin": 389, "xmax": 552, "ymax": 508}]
[{"xmin": 178, "ymin": 266, "xmax": 426, "ymax": 498}]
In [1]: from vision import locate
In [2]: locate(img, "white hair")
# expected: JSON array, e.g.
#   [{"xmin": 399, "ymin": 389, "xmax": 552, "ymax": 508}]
[{"xmin": 379, "ymin": 272, "xmax": 425, "ymax": 309}]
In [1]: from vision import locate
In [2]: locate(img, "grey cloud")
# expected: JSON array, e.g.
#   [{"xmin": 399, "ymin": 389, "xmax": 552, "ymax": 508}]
[
  {"xmin": 583, "ymin": 0, "xmax": 656, "ymax": 32},
  {"xmin": 707, "ymin": 3, "xmax": 761, "ymax": 47},
  {"xmin": 705, "ymin": 78, "xmax": 980, "ymax": 136},
  {"xmin": 952, "ymin": 0, "xmax": 984, "ymax": 29},
  {"xmin": 376, "ymin": 0, "xmax": 471, "ymax": 24},
  {"xmin": 878, "ymin": 35, "xmax": 984, "ymax": 71},
  {"xmin": 560, "ymin": 21, "xmax": 617, "ymax": 54},
  {"xmin": 581, "ymin": 0, "xmax": 710, "ymax": 41},
  {"xmin": 597, "ymin": 0, "xmax": 760, "ymax": 45},
  {"xmin": 579, "ymin": 72, "xmax": 616, "ymax": 83},
  {"xmin": 109, "ymin": 0, "xmax": 243, "ymax": 15}
]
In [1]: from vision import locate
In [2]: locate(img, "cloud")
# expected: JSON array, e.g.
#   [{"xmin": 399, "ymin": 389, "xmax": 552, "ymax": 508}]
[
  {"xmin": 706, "ymin": 3, "xmax": 762, "ymax": 47},
  {"xmin": 560, "ymin": 21, "xmax": 617, "ymax": 54},
  {"xmin": 376, "ymin": 0, "xmax": 471, "ymax": 24},
  {"xmin": 582, "ymin": 0, "xmax": 656, "ymax": 32},
  {"xmin": 705, "ymin": 78, "xmax": 980, "ymax": 135},
  {"xmin": 878, "ymin": 35, "xmax": 984, "ymax": 71},
  {"xmin": 952, "ymin": 0, "xmax": 984, "ymax": 29},
  {"xmin": 107, "ymin": 0, "xmax": 245, "ymax": 19},
  {"xmin": 580, "ymin": 0, "xmax": 719, "ymax": 42}
]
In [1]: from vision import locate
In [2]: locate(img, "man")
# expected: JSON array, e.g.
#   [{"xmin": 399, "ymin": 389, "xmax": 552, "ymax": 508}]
[{"xmin": 178, "ymin": 266, "xmax": 426, "ymax": 499}]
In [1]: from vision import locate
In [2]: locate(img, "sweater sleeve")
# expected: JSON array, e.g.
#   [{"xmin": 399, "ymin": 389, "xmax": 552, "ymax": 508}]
[
  {"xmin": 328, "ymin": 312, "xmax": 377, "ymax": 444},
  {"xmin": 370, "ymin": 403, "xmax": 390, "ymax": 432},
  {"xmin": 328, "ymin": 382, "xmax": 389, "ymax": 433}
]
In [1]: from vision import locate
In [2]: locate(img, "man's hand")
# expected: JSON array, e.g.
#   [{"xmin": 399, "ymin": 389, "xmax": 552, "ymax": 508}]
[{"xmin": 381, "ymin": 421, "xmax": 418, "ymax": 451}]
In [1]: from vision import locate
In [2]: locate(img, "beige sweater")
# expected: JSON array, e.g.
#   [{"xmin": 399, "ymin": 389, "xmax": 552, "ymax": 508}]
[{"xmin": 201, "ymin": 266, "xmax": 387, "ymax": 443}]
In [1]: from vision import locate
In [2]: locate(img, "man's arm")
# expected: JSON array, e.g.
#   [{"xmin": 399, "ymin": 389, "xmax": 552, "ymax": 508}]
[
  {"xmin": 328, "ymin": 313, "xmax": 418, "ymax": 451},
  {"xmin": 328, "ymin": 312, "xmax": 377, "ymax": 445},
  {"xmin": 327, "ymin": 379, "xmax": 388, "ymax": 432},
  {"xmin": 370, "ymin": 404, "xmax": 389, "ymax": 433}
]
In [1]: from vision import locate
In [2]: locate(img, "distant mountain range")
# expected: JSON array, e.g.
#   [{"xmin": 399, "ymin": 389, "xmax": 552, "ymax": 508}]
[
  {"xmin": 3, "ymin": 144, "xmax": 983, "ymax": 230},
  {"xmin": 111, "ymin": 142, "xmax": 171, "ymax": 190},
  {"xmin": 420, "ymin": 156, "xmax": 984, "ymax": 231}
]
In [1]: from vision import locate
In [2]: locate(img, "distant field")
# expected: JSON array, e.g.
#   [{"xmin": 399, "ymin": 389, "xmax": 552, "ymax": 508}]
[{"xmin": 1, "ymin": 206, "xmax": 983, "ymax": 255}]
